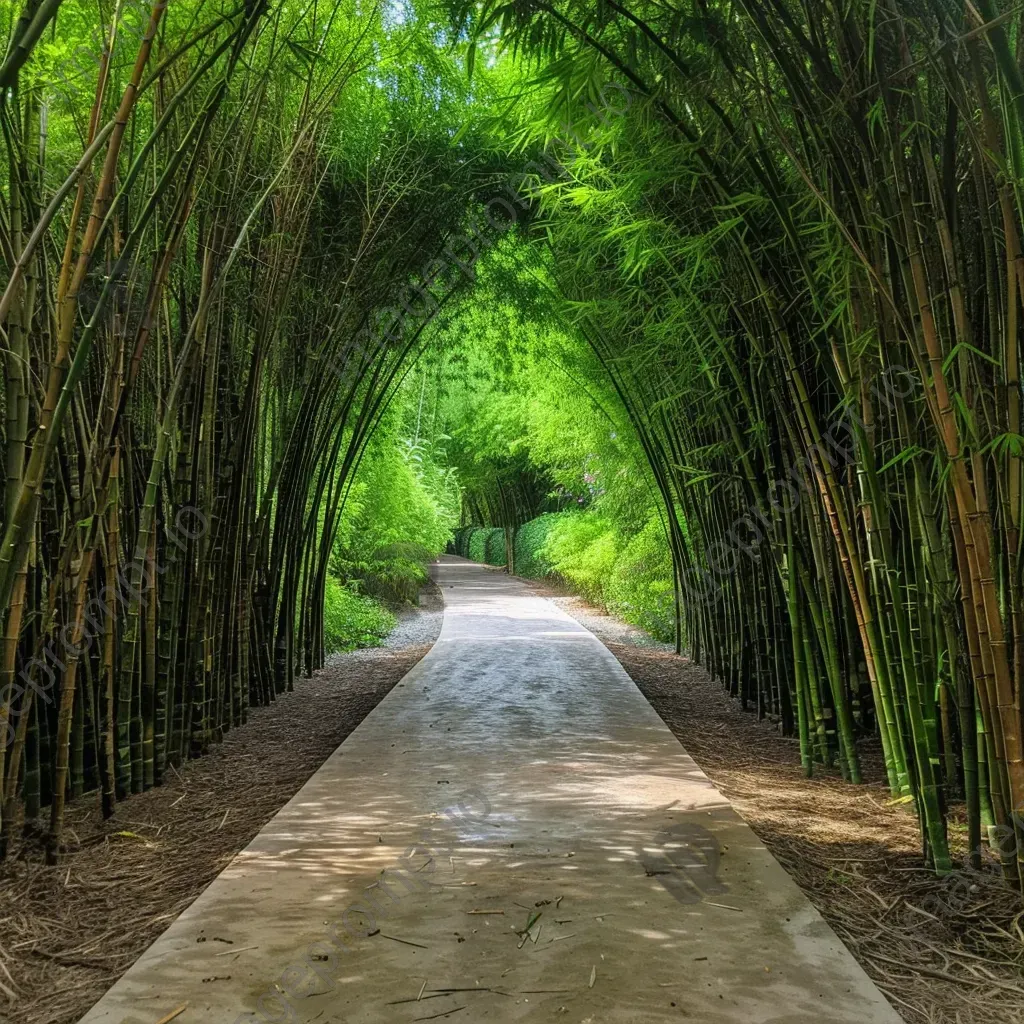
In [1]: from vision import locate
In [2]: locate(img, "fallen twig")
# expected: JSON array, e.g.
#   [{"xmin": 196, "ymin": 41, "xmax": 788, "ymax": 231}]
[
  {"xmin": 411, "ymin": 1005, "xmax": 466, "ymax": 1021},
  {"xmin": 153, "ymin": 1006, "xmax": 188, "ymax": 1024},
  {"xmin": 379, "ymin": 933, "xmax": 429, "ymax": 949}
]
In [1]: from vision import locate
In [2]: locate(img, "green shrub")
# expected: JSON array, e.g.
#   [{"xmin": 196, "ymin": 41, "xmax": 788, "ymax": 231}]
[
  {"xmin": 484, "ymin": 528, "xmax": 508, "ymax": 566},
  {"xmin": 543, "ymin": 516, "xmax": 619, "ymax": 603},
  {"xmin": 463, "ymin": 526, "xmax": 507, "ymax": 565},
  {"xmin": 604, "ymin": 517, "xmax": 676, "ymax": 641},
  {"xmin": 355, "ymin": 556, "xmax": 428, "ymax": 604},
  {"xmin": 454, "ymin": 527, "xmax": 476, "ymax": 557},
  {"xmin": 343, "ymin": 542, "xmax": 431, "ymax": 603},
  {"xmin": 373, "ymin": 541, "xmax": 434, "ymax": 563},
  {"xmin": 467, "ymin": 527, "xmax": 490, "ymax": 562},
  {"xmin": 512, "ymin": 510, "xmax": 675, "ymax": 642},
  {"xmin": 322, "ymin": 576, "xmax": 396, "ymax": 653},
  {"xmin": 513, "ymin": 513, "xmax": 561, "ymax": 577},
  {"xmin": 331, "ymin": 426, "xmax": 459, "ymax": 607}
]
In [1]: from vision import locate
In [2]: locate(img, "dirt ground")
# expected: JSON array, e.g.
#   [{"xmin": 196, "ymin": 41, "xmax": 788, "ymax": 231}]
[
  {"xmin": 0, "ymin": 603, "xmax": 438, "ymax": 1024},
  {"xmin": 613, "ymin": 642, "xmax": 1024, "ymax": 1023},
  {"xmin": 2, "ymin": 576, "xmax": 1023, "ymax": 1024}
]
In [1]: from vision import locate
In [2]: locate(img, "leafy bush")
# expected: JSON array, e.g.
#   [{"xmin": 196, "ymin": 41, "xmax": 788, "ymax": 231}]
[
  {"xmin": 332, "ymin": 425, "xmax": 458, "ymax": 609},
  {"xmin": 339, "ymin": 442, "xmax": 457, "ymax": 561},
  {"xmin": 353, "ymin": 556, "xmax": 428, "ymax": 604},
  {"xmin": 604, "ymin": 517, "xmax": 676, "ymax": 641},
  {"xmin": 484, "ymin": 528, "xmax": 508, "ymax": 566},
  {"xmin": 453, "ymin": 527, "xmax": 476, "ymax": 557},
  {"xmin": 468, "ymin": 526, "xmax": 501, "ymax": 563},
  {"xmin": 512, "ymin": 510, "xmax": 675, "ymax": 641},
  {"xmin": 373, "ymin": 541, "xmax": 435, "ymax": 563},
  {"xmin": 322, "ymin": 576, "xmax": 397, "ymax": 653},
  {"xmin": 540, "ymin": 513, "xmax": 618, "ymax": 603},
  {"xmin": 347, "ymin": 542, "xmax": 432, "ymax": 603},
  {"xmin": 513, "ymin": 514, "xmax": 561, "ymax": 577}
]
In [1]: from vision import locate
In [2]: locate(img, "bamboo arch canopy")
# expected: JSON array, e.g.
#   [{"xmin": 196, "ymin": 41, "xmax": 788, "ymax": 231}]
[{"xmin": 1, "ymin": 0, "xmax": 1024, "ymax": 908}]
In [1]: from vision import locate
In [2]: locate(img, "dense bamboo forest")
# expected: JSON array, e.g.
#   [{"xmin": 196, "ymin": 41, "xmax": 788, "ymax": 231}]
[{"xmin": 3, "ymin": 0, "xmax": 1024, "ymax": 942}]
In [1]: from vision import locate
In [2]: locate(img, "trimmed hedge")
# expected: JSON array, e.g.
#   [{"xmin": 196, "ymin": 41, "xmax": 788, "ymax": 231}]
[
  {"xmin": 467, "ymin": 526, "xmax": 502, "ymax": 564},
  {"xmin": 510, "ymin": 510, "xmax": 675, "ymax": 643},
  {"xmin": 512, "ymin": 513, "xmax": 560, "ymax": 577},
  {"xmin": 467, "ymin": 528, "xmax": 487, "ymax": 562},
  {"xmin": 453, "ymin": 526, "xmax": 476, "ymax": 557},
  {"xmin": 453, "ymin": 525, "xmax": 508, "ymax": 567},
  {"xmin": 484, "ymin": 528, "xmax": 507, "ymax": 567}
]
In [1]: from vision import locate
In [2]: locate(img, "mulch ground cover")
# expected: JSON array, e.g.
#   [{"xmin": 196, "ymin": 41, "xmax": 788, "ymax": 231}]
[
  {"xmin": 608, "ymin": 638, "xmax": 1024, "ymax": 1024},
  {"xmin": 0, "ymin": 639, "xmax": 432, "ymax": 1024}
]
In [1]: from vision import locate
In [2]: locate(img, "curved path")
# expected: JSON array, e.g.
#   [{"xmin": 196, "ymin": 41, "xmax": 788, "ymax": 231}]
[{"xmin": 80, "ymin": 557, "xmax": 901, "ymax": 1024}]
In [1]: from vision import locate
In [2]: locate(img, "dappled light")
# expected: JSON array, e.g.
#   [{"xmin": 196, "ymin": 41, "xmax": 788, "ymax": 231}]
[{"xmin": 74, "ymin": 560, "xmax": 899, "ymax": 1024}]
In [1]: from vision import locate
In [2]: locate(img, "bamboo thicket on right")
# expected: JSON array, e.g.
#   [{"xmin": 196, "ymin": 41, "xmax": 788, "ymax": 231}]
[{"xmin": 458, "ymin": 0, "xmax": 1024, "ymax": 882}]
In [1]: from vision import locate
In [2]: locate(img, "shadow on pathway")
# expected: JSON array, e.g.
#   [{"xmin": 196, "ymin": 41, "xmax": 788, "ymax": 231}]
[{"xmin": 78, "ymin": 556, "xmax": 902, "ymax": 1024}]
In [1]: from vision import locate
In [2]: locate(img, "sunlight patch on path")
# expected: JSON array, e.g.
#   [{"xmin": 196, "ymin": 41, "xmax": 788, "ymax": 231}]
[{"xmin": 77, "ymin": 556, "xmax": 902, "ymax": 1024}]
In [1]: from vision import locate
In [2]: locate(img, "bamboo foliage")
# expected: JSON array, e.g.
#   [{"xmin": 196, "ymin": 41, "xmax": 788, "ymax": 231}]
[
  {"xmin": 5, "ymin": 0, "xmax": 1024, "ymax": 896},
  {"xmin": 0, "ymin": 0, "xmax": 502, "ymax": 861},
  {"xmin": 449, "ymin": 0, "xmax": 1024, "ymax": 880}
]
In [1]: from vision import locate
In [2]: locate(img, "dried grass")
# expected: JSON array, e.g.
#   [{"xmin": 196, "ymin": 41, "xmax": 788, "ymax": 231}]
[
  {"xmin": 0, "ymin": 644, "xmax": 429, "ymax": 1024},
  {"xmin": 612, "ymin": 642, "xmax": 1024, "ymax": 1024}
]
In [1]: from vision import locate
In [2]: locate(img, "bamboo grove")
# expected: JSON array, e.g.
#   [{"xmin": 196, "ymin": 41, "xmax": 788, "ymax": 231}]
[
  {"xmin": 445, "ymin": 0, "xmax": 1024, "ymax": 883},
  {"xmin": 0, "ymin": 0, "xmax": 512, "ymax": 862},
  {"xmin": 5, "ymin": 0, "xmax": 1024, "ymax": 899}
]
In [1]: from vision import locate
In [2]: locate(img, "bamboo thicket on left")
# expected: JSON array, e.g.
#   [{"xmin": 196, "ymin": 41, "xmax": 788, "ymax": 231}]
[{"xmin": 0, "ymin": 0, "xmax": 491, "ymax": 861}]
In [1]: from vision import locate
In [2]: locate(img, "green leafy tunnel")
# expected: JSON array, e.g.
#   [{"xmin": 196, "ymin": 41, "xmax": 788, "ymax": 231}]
[{"xmin": 2, "ymin": 0, "xmax": 1024, "ymax": 898}]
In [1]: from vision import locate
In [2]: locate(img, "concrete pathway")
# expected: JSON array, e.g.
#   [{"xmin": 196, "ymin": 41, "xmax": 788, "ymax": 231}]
[{"xmin": 79, "ymin": 557, "xmax": 902, "ymax": 1024}]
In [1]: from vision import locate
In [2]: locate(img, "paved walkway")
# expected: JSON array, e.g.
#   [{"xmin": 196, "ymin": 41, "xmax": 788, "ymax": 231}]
[{"xmin": 80, "ymin": 557, "xmax": 901, "ymax": 1024}]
